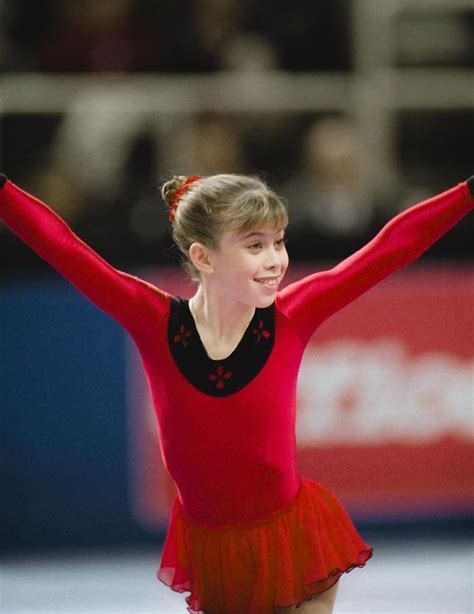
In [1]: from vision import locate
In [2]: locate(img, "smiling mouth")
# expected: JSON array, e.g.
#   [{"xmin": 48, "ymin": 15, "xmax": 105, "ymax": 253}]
[{"xmin": 254, "ymin": 277, "xmax": 280, "ymax": 287}]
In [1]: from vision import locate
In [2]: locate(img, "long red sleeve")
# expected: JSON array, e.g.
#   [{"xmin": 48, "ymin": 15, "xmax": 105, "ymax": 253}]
[
  {"xmin": 277, "ymin": 181, "xmax": 473, "ymax": 345},
  {"xmin": 0, "ymin": 180, "xmax": 147, "ymax": 336}
]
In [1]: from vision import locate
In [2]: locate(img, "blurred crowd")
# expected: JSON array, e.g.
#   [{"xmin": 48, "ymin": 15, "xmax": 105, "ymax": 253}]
[
  {"xmin": 0, "ymin": 1, "xmax": 472, "ymax": 274},
  {"xmin": 2, "ymin": 109, "xmax": 472, "ymax": 275},
  {"xmin": 1, "ymin": 0, "xmax": 350, "ymax": 73}
]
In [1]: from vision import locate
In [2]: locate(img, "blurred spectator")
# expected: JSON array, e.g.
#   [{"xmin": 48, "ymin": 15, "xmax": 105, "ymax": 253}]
[
  {"xmin": 169, "ymin": 113, "xmax": 246, "ymax": 176},
  {"xmin": 284, "ymin": 117, "xmax": 374, "ymax": 232},
  {"xmin": 281, "ymin": 117, "xmax": 394, "ymax": 260},
  {"xmin": 38, "ymin": 1, "xmax": 158, "ymax": 72},
  {"xmin": 50, "ymin": 84, "xmax": 153, "ymax": 203},
  {"xmin": 182, "ymin": 0, "xmax": 246, "ymax": 71},
  {"xmin": 1, "ymin": 0, "xmax": 54, "ymax": 70},
  {"xmin": 168, "ymin": 0, "xmax": 278, "ymax": 72},
  {"xmin": 251, "ymin": 0, "xmax": 351, "ymax": 71},
  {"xmin": 4, "ymin": 0, "xmax": 170, "ymax": 72},
  {"xmin": 26, "ymin": 162, "xmax": 84, "ymax": 225},
  {"xmin": 221, "ymin": 32, "xmax": 279, "ymax": 71}
]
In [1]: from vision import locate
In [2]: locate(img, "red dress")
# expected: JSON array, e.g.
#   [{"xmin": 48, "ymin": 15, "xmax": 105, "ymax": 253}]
[{"xmin": 1, "ymin": 176, "xmax": 472, "ymax": 613}]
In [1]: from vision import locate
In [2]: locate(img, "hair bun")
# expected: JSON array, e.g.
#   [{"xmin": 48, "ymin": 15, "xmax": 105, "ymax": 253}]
[{"xmin": 161, "ymin": 175, "xmax": 187, "ymax": 208}]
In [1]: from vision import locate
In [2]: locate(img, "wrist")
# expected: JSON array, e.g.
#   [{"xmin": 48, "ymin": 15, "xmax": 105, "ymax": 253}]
[{"xmin": 467, "ymin": 176, "xmax": 474, "ymax": 198}]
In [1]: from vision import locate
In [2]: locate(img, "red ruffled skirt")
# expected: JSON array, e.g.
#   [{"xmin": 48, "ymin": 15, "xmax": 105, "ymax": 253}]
[{"xmin": 158, "ymin": 476, "xmax": 373, "ymax": 613}]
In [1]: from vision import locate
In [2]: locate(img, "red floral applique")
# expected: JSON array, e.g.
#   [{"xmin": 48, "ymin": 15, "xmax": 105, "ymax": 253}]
[
  {"xmin": 174, "ymin": 325, "xmax": 192, "ymax": 348},
  {"xmin": 252, "ymin": 320, "xmax": 271, "ymax": 342},
  {"xmin": 209, "ymin": 366, "xmax": 232, "ymax": 389}
]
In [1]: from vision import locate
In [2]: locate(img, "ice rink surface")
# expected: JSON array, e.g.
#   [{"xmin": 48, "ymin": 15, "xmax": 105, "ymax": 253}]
[{"xmin": 1, "ymin": 537, "xmax": 472, "ymax": 614}]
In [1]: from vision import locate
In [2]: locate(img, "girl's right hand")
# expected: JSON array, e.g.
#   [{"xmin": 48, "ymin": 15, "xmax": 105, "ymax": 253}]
[{"xmin": 467, "ymin": 176, "xmax": 474, "ymax": 197}]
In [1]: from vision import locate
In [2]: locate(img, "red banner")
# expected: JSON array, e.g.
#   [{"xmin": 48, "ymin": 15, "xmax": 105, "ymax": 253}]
[{"xmin": 127, "ymin": 265, "xmax": 474, "ymax": 527}]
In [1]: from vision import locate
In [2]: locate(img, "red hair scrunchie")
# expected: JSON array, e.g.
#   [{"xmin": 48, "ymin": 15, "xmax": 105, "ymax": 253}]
[{"xmin": 169, "ymin": 175, "xmax": 202, "ymax": 222}]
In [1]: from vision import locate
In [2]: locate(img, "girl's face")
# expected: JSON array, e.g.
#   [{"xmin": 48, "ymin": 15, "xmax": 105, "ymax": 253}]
[{"xmin": 210, "ymin": 225, "xmax": 289, "ymax": 308}]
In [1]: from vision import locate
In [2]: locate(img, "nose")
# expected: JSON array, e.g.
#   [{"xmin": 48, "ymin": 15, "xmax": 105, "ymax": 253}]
[{"xmin": 264, "ymin": 245, "xmax": 282, "ymax": 270}]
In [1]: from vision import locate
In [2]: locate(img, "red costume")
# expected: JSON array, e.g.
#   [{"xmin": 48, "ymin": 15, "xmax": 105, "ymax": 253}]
[{"xmin": 1, "ymin": 175, "xmax": 472, "ymax": 613}]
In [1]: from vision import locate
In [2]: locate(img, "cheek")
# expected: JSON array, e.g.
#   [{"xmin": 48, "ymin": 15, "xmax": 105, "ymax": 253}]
[{"xmin": 221, "ymin": 252, "xmax": 255, "ymax": 281}]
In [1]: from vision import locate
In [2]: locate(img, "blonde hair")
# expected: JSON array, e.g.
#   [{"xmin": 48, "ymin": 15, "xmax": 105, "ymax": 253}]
[{"xmin": 161, "ymin": 173, "xmax": 288, "ymax": 282}]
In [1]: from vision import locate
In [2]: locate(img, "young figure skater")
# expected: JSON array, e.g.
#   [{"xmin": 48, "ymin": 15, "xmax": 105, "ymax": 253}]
[{"xmin": 1, "ymin": 171, "xmax": 473, "ymax": 614}]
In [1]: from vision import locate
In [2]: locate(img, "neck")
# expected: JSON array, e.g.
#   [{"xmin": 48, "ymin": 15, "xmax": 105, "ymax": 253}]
[{"xmin": 189, "ymin": 285, "xmax": 255, "ymax": 343}]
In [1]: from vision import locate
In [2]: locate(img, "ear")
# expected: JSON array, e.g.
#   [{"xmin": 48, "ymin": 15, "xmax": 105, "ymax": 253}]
[{"xmin": 188, "ymin": 242, "xmax": 215, "ymax": 275}]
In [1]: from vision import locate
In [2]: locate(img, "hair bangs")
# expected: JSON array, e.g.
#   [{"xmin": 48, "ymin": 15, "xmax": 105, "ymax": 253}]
[{"xmin": 228, "ymin": 190, "xmax": 288, "ymax": 236}]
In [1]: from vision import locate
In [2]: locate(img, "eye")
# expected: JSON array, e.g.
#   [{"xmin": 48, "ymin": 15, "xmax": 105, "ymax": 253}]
[{"xmin": 248, "ymin": 242, "xmax": 262, "ymax": 250}]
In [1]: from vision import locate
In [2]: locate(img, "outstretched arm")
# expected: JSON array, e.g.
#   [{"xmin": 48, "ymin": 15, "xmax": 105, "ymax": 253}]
[
  {"xmin": 0, "ymin": 175, "xmax": 147, "ymax": 335},
  {"xmin": 277, "ymin": 177, "xmax": 474, "ymax": 346}
]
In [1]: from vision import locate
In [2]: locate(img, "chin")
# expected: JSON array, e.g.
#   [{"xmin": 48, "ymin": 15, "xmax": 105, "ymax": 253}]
[{"xmin": 254, "ymin": 294, "xmax": 277, "ymax": 309}]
